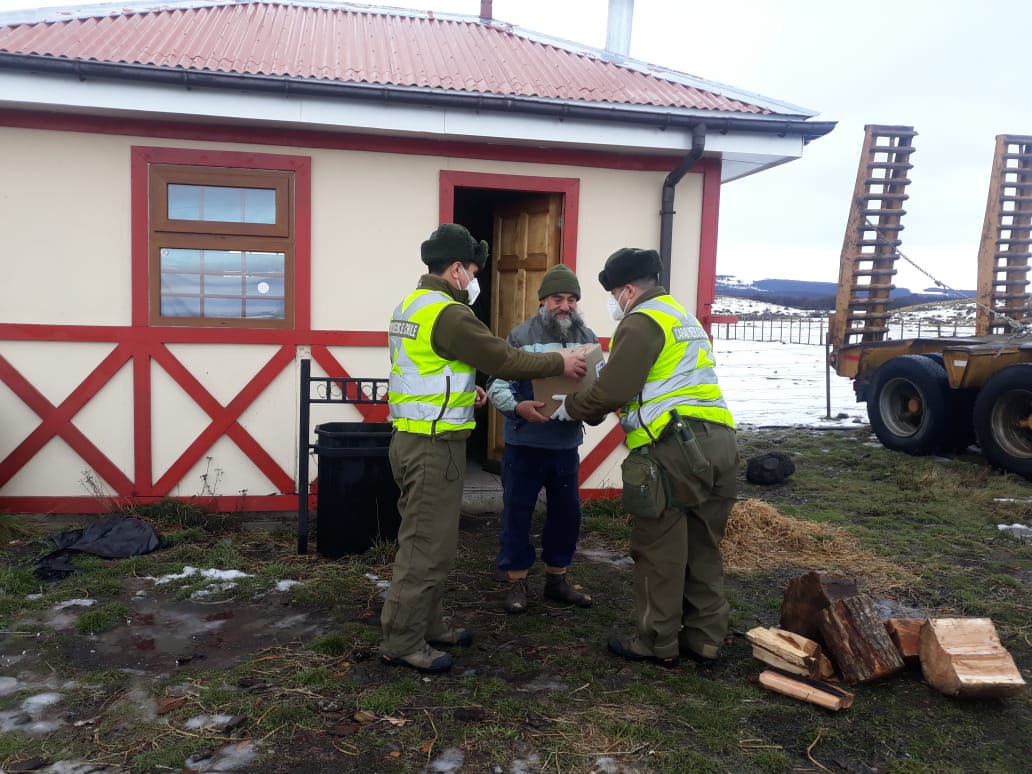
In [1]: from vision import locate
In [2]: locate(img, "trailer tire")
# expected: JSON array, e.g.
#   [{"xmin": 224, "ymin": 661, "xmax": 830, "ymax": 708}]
[
  {"xmin": 867, "ymin": 355, "xmax": 950, "ymax": 455},
  {"xmin": 919, "ymin": 353, "xmax": 978, "ymax": 451},
  {"xmin": 973, "ymin": 364, "xmax": 1032, "ymax": 478}
]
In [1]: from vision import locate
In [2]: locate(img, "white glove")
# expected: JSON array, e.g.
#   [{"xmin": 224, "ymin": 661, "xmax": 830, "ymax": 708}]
[{"xmin": 550, "ymin": 395, "xmax": 574, "ymax": 421}]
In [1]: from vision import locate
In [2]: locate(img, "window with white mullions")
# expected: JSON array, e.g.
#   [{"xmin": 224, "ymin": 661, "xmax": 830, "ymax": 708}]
[
  {"xmin": 159, "ymin": 248, "xmax": 286, "ymax": 320},
  {"xmin": 148, "ymin": 163, "xmax": 295, "ymax": 328}
]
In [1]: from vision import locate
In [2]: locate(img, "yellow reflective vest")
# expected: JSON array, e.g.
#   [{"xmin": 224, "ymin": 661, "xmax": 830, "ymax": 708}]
[
  {"xmin": 388, "ymin": 288, "xmax": 477, "ymax": 435},
  {"xmin": 621, "ymin": 295, "xmax": 734, "ymax": 449}
]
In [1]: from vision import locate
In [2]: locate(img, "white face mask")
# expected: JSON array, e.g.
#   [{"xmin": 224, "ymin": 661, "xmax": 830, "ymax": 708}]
[
  {"xmin": 608, "ymin": 288, "xmax": 628, "ymax": 321},
  {"xmin": 461, "ymin": 267, "xmax": 481, "ymax": 306}
]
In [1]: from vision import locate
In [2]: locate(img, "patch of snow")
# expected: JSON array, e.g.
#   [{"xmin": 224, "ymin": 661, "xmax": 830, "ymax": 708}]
[
  {"xmin": 577, "ymin": 548, "xmax": 633, "ymax": 568},
  {"xmin": 997, "ymin": 523, "xmax": 1032, "ymax": 543},
  {"xmin": 22, "ymin": 692, "xmax": 63, "ymax": 712},
  {"xmin": 275, "ymin": 579, "xmax": 301, "ymax": 591},
  {"xmin": 0, "ymin": 691, "xmax": 66, "ymax": 734},
  {"xmin": 510, "ymin": 753, "xmax": 543, "ymax": 774},
  {"xmin": 185, "ymin": 740, "xmax": 258, "ymax": 772},
  {"xmin": 428, "ymin": 747, "xmax": 465, "ymax": 772},
  {"xmin": 189, "ymin": 584, "xmax": 240, "ymax": 599},
  {"xmin": 35, "ymin": 763, "xmax": 124, "ymax": 773},
  {"xmin": 53, "ymin": 598, "xmax": 96, "ymax": 610},
  {"xmin": 153, "ymin": 567, "xmax": 252, "ymax": 584},
  {"xmin": 184, "ymin": 713, "xmax": 238, "ymax": 731}
]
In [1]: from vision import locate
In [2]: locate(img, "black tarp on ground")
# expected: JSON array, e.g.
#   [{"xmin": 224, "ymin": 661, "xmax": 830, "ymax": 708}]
[{"xmin": 35, "ymin": 516, "xmax": 163, "ymax": 580}]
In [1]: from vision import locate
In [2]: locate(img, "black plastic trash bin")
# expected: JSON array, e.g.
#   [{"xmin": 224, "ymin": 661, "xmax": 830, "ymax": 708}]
[{"xmin": 314, "ymin": 421, "xmax": 400, "ymax": 557}]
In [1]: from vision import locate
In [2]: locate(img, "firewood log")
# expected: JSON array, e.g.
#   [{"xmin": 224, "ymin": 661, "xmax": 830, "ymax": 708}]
[
  {"xmin": 817, "ymin": 594, "xmax": 904, "ymax": 683},
  {"xmin": 780, "ymin": 571, "xmax": 859, "ymax": 642},
  {"xmin": 758, "ymin": 668, "xmax": 854, "ymax": 711},
  {"xmin": 884, "ymin": 618, "xmax": 925, "ymax": 663},
  {"xmin": 746, "ymin": 626, "xmax": 834, "ymax": 679},
  {"xmin": 920, "ymin": 618, "xmax": 1027, "ymax": 699}
]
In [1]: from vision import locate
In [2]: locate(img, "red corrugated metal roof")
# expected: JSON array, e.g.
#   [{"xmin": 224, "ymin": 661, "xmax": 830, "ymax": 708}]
[{"xmin": 0, "ymin": 2, "xmax": 775, "ymax": 115}]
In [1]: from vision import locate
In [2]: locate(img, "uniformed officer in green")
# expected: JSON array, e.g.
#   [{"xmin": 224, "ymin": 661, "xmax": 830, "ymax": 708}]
[
  {"xmin": 381, "ymin": 223, "xmax": 587, "ymax": 673},
  {"xmin": 557, "ymin": 247, "xmax": 738, "ymax": 668}
]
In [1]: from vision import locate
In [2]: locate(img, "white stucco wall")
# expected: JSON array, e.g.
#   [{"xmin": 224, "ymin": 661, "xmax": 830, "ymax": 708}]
[{"xmin": 2, "ymin": 128, "xmax": 133, "ymax": 325}]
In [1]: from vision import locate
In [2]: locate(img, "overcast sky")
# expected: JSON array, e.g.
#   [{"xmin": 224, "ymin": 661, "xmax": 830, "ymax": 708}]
[{"xmin": 3, "ymin": 0, "xmax": 1029, "ymax": 291}]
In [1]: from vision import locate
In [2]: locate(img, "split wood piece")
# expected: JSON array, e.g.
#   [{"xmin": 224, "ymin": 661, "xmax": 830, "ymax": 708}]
[
  {"xmin": 920, "ymin": 617, "xmax": 1027, "ymax": 699},
  {"xmin": 817, "ymin": 594, "xmax": 904, "ymax": 683},
  {"xmin": 884, "ymin": 618, "xmax": 925, "ymax": 663},
  {"xmin": 779, "ymin": 571, "xmax": 859, "ymax": 642},
  {"xmin": 746, "ymin": 626, "xmax": 834, "ymax": 680},
  {"xmin": 758, "ymin": 669, "xmax": 855, "ymax": 711}
]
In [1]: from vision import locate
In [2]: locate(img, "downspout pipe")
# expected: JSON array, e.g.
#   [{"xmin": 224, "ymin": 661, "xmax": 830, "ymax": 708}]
[{"xmin": 659, "ymin": 123, "xmax": 707, "ymax": 289}]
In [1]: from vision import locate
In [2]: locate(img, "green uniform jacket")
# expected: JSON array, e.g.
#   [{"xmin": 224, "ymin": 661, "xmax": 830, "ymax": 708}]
[
  {"xmin": 565, "ymin": 286, "xmax": 669, "ymax": 422},
  {"xmin": 405, "ymin": 274, "xmax": 566, "ymax": 439}
]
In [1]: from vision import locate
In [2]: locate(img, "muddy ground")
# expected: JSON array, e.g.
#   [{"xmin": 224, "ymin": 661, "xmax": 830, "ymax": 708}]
[{"xmin": 2, "ymin": 437, "xmax": 1031, "ymax": 773}]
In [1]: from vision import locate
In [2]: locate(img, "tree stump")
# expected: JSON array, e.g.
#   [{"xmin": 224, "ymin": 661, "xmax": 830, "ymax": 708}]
[
  {"xmin": 817, "ymin": 594, "xmax": 904, "ymax": 683},
  {"xmin": 779, "ymin": 571, "xmax": 859, "ymax": 642}
]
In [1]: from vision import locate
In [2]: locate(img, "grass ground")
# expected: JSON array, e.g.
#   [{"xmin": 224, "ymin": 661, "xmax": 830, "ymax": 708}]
[{"xmin": 1, "ymin": 427, "xmax": 1030, "ymax": 773}]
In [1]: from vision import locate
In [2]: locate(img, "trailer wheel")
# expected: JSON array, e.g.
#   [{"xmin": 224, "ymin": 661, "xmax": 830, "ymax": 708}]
[
  {"xmin": 920, "ymin": 354, "xmax": 977, "ymax": 451},
  {"xmin": 973, "ymin": 364, "xmax": 1032, "ymax": 478},
  {"xmin": 867, "ymin": 355, "xmax": 950, "ymax": 455}
]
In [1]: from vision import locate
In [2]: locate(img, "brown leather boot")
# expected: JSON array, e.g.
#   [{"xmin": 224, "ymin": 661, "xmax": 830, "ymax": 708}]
[
  {"xmin": 505, "ymin": 579, "xmax": 528, "ymax": 614},
  {"xmin": 544, "ymin": 572, "xmax": 593, "ymax": 608}
]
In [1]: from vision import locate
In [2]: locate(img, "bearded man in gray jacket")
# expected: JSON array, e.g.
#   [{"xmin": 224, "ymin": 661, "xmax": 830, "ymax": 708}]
[{"xmin": 487, "ymin": 264, "xmax": 600, "ymax": 614}]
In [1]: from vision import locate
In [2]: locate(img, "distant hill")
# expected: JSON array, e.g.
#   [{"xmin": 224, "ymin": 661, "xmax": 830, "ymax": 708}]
[{"xmin": 716, "ymin": 276, "xmax": 973, "ymax": 311}]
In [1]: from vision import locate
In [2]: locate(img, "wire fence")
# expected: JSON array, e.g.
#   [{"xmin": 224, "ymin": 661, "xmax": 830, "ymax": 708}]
[{"xmin": 711, "ymin": 316, "xmax": 977, "ymax": 345}]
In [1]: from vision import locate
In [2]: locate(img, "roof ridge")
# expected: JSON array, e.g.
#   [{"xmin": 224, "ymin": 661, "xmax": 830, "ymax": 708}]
[{"xmin": 0, "ymin": 1, "xmax": 479, "ymax": 26}]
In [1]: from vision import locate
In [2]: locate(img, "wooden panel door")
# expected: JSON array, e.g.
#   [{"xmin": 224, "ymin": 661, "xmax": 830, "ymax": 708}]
[{"xmin": 488, "ymin": 193, "xmax": 563, "ymax": 465}]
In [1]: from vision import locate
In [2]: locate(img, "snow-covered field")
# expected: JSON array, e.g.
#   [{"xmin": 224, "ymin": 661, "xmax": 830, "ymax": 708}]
[
  {"xmin": 713, "ymin": 294, "xmax": 978, "ymax": 337},
  {"xmin": 714, "ymin": 338, "xmax": 866, "ymax": 429},
  {"xmin": 708, "ymin": 293, "xmax": 1000, "ymax": 428},
  {"xmin": 711, "ymin": 295, "xmax": 868, "ymax": 429}
]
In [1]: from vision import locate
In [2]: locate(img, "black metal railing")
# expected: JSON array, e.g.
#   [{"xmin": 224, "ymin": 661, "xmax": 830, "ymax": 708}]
[{"xmin": 297, "ymin": 358, "xmax": 388, "ymax": 554}]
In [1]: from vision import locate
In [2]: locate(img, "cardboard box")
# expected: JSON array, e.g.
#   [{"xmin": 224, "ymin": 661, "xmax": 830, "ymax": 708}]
[{"xmin": 533, "ymin": 343, "xmax": 605, "ymax": 417}]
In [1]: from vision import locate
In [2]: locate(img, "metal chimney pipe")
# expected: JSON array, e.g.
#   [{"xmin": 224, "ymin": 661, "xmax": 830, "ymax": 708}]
[
  {"xmin": 605, "ymin": 0, "xmax": 634, "ymax": 56},
  {"xmin": 480, "ymin": 0, "xmax": 493, "ymax": 22}
]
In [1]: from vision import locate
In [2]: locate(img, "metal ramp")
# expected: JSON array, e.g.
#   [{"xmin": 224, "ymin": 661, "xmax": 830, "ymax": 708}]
[
  {"xmin": 829, "ymin": 125, "xmax": 917, "ymax": 367},
  {"xmin": 976, "ymin": 134, "xmax": 1032, "ymax": 336}
]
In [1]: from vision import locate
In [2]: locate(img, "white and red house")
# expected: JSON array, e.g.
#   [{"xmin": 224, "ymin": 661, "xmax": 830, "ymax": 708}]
[{"xmin": 0, "ymin": 1, "xmax": 834, "ymax": 515}]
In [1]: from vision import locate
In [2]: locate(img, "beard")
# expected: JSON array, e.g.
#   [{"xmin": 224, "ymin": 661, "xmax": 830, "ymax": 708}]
[{"xmin": 539, "ymin": 305, "xmax": 585, "ymax": 340}]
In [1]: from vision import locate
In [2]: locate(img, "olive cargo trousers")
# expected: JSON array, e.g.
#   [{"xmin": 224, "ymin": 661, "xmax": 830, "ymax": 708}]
[
  {"xmin": 628, "ymin": 420, "xmax": 738, "ymax": 660},
  {"xmin": 380, "ymin": 430, "xmax": 466, "ymax": 658}
]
